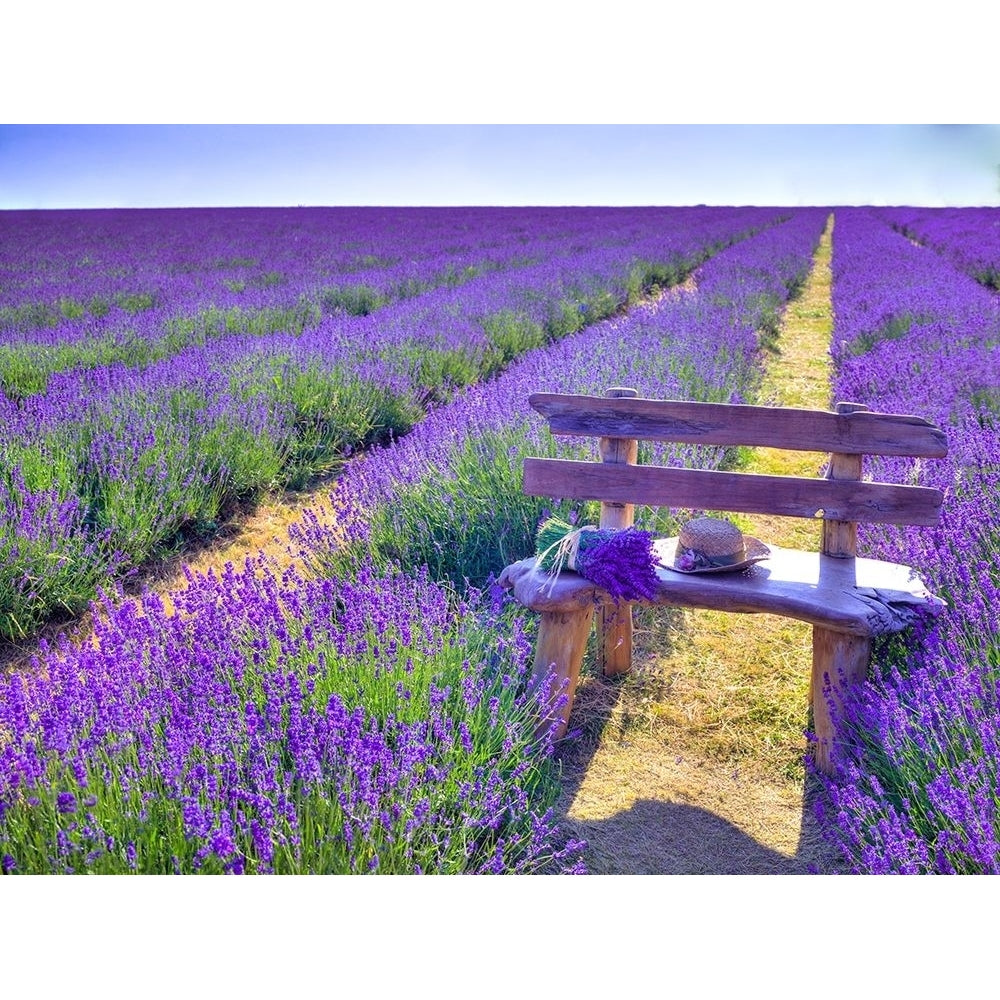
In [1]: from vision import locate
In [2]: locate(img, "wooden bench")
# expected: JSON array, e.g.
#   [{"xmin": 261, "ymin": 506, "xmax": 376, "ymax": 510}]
[{"xmin": 498, "ymin": 388, "xmax": 948, "ymax": 775}]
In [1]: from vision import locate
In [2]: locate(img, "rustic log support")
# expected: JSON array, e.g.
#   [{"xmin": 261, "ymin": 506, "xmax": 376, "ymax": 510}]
[
  {"xmin": 812, "ymin": 404, "xmax": 871, "ymax": 775},
  {"xmin": 822, "ymin": 401, "xmax": 869, "ymax": 558},
  {"xmin": 532, "ymin": 606, "xmax": 596, "ymax": 740},
  {"xmin": 598, "ymin": 387, "xmax": 638, "ymax": 677},
  {"xmin": 811, "ymin": 626, "xmax": 872, "ymax": 776}
]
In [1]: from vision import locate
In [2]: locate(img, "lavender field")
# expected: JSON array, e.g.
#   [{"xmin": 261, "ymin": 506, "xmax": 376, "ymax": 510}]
[
  {"xmin": 0, "ymin": 205, "xmax": 997, "ymax": 874},
  {"xmin": 817, "ymin": 208, "xmax": 1000, "ymax": 872},
  {"xmin": 0, "ymin": 206, "xmax": 777, "ymax": 639}
]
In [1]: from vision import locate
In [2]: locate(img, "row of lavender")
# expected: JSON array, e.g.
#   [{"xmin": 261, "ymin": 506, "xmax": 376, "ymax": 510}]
[
  {"xmin": 1, "ymin": 206, "xmax": 645, "ymax": 326},
  {"xmin": 818, "ymin": 208, "xmax": 1000, "ymax": 872},
  {"xmin": 0, "ymin": 209, "xmax": 828, "ymax": 873},
  {"xmin": 876, "ymin": 207, "xmax": 1000, "ymax": 290},
  {"xmin": 0, "ymin": 207, "xmax": 768, "ymax": 396},
  {"xmin": 0, "ymin": 208, "xmax": 781, "ymax": 642}
]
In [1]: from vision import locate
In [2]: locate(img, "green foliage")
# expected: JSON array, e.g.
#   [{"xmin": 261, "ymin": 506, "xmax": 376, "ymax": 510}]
[
  {"xmin": 87, "ymin": 296, "xmax": 110, "ymax": 318},
  {"xmin": 545, "ymin": 299, "xmax": 586, "ymax": 339},
  {"xmin": 0, "ymin": 337, "xmax": 161, "ymax": 400},
  {"xmin": 972, "ymin": 265, "xmax": 1000, "ymax": 291},
  {"xmin": 212, "ymin": 255, "xmax": 257, "ymax": 269},
  {"xmin": 8, "ymin": 435, "xmax": 79, "ymax": 499},
  {"xmin": 0, "ymin": 346, "xmax": 53, "ymax": 398},
  {"xmin": 356, "ymin": 427, "xmax": 573, "ymax": 589},
  {"xmin": 163, "ymin": 300, "xmax": 322, "ymax": 351},
  {"xmin": 58, "ymin": 296, "xmax": 86, "ymax": 320},
  {"xmin": 197, "ymin": 413, "xmax": 287, "ymax": 503},
  {"xmin": 396, "ymin": 345, "xmax": 483, "ymax": 402},
  {"xmin": 845, "ymin": 312, "xmax": 922, "ymax": 356},
  {"xmin": 0, "ymin": 523, "xmax": 112, "ymax": 641},
  {"xmin": 0, "ymin": 301, "xmax": 60, "ymax": 330},
  {"xmin": 69, "ymin": 385, "xmax": 290, "ymax": 564},
  {"xmin": 480, "ymin": 310, "xmax": 547, "ymax": 375},
  {"xmin": 352, "ymin": 253, "xmax": 396, "ymax": 269},
  {"xmin": 115, "ymin": 291, "xmax": 157, "ymax": 313},
  {"xmin": 969, "ymin": 386, "xmax": 1000, "ymax": 431},
  {"xmin": 626, "ymin": 257, "xmax": 687, "ymax": 304},
  {"xmin": 439, "ymin": 263, "xmax": 484, "ymax": 287},
  {"xmin": 266, "ymin": 365, "xmax": 421, "ymax": 490},
  {"xmin": 395, "ymin": 276, "xmax": 426, "ymax": 299},
  {"xmin": 0, "ymin": 443, "xmax": 115, "ymax": 641},
  {"xmin": 744, "ymin": 291, "xmax": 785, "ymax": 349},
  {"xmin": 320, "ymin": 284, "xmax": 388, "ymax": 316},
  {"xmin": 254, "ymin": 270, "xmax": 285, "ymax": 288}
]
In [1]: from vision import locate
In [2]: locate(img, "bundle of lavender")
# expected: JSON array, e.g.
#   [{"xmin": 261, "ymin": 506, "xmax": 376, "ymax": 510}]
[{"xmin": 534, "ymin": 516, "xmax": 661, "ymax": 601}]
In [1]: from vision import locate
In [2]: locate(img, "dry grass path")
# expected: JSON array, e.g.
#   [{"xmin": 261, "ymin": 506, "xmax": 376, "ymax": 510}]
[
  {"xmin": 0, "ymin": 477, "xmax": 331, "ymax": 671},
  {"xmin": 553, "ymin": 215, "xmax": 849, "ymax": 874}
]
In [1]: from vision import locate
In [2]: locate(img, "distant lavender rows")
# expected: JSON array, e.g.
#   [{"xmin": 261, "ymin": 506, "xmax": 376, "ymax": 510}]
[
  {"xmin": 0, "ymin": 208, "xmax": 828, "ymax": 874},
  {"xmin": 0, "ymin": 205, "xmax": 627, "ymax": 320},
  {"xmin": 875, "ymin": 206, "xmax": 1000, "ymax": 289},
  {"xmin": 0, "ymin": 206, "xmax": 776, "ymax": 352},
  {"xmin": 1, "ymin": 206, "xmax": 755, "ymax": 310},
  {"xmin": 0, "ymin": 207, "xmax": 783, "ymax": 404},
  {"xmin": 819, "ymin": 208, "xmax": 1000, "ymax": 872}
]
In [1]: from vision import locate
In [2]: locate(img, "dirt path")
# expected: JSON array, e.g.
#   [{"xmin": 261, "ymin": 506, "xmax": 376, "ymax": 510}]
[
  {"xmin": 551, "ymin": 215, "xmax": 848, "ymax": 874},
  {"xmin": 0, "ymin": 477, "xmax": 333, "ymax": 671}
]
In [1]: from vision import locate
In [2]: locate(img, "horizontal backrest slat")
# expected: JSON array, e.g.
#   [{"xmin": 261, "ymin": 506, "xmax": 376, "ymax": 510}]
[
  {"xmin": 523, "ymin": 458, "xmax": 945, "ymax": 526},
  {"xmin": 529, "ymin": 393, "xmax": 948, "ymax": 458}
]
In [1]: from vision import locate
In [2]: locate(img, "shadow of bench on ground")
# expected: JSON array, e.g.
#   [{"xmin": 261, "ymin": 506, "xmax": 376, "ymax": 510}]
[
  {"xmin": 559, "ymin": 795, "xmax": 843, "ymax": 875},
  {"xmin": 544, "ymin": 669, "xmax": 848, "ymax": 875}
]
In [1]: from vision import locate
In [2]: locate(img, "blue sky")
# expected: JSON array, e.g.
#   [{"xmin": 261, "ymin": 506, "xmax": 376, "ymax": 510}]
[
  {"xmin": 3, "ymin": 2, "xmax": 997, "ymax": 211},
  {"xmin": 2, "ymin": 125, "xmax": 999, "ymax": 210}
]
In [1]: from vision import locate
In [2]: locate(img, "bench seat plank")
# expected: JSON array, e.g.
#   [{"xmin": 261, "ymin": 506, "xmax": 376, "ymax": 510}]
[{"xmin": 498, "ymin": 543, "xmax": 945, "ymax": 638}]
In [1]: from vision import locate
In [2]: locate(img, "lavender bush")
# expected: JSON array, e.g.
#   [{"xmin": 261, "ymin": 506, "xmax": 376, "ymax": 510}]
[
  {"xmin": 878, "ymin": 207, "xmax": 1000, "ymax": 291},
  {"xmin": 0, "ymin": 558, "xmax": 584, "ymax": 874}
]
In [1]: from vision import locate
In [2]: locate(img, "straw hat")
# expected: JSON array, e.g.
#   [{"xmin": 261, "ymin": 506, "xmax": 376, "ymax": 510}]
[{"xmin": 660, "ymin": 516, "xmax": 770, "ymax": 574}]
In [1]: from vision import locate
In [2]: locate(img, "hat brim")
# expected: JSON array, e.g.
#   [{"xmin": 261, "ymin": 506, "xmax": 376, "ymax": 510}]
[{"xmin": 655, "ymin": 535, "xmax": 771, "ymax": 574}]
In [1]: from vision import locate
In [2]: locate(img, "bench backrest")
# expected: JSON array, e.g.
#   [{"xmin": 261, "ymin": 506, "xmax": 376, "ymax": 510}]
[{"xmin": 524, "ymin": 388, "xmax": 948, "ymax": 558}]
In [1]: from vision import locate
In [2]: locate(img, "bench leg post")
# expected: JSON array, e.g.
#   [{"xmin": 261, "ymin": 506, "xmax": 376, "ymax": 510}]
[
  {"xmin": 811, "ymin": 627, "xmax": 872, "ymax": 776},
  {"xmin": 596, "ymin": 387, "xmax": 638, "ymax": 679},
  {"xmin": 599, "ymin": 601, "xmax": 633, "ymax": 676},
  {"xmin": 532, "ymin": 607, "xmax": 595, "ymax": 740}
]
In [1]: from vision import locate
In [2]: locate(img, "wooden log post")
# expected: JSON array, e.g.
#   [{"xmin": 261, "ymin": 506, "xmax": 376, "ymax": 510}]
[
  {"xmin": 532, "ymin": 607, "xmax": 596, "ymax": 740},
  {"xmin": 821, "ymin": 402, "xmax": 869, "ymax": 558},
  {"xmin": 598, "ymin": 387, "xmax": 639, "ymax": 676},
  {"xmin": 812, "ymin": 401, "xmax": 872, "ymax": 775}
]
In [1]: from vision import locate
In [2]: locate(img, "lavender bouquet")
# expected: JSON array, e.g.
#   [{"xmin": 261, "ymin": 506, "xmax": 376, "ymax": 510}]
[{"xmin": 534, "ymin": 515, "xmax": 661, "ymax": 601}]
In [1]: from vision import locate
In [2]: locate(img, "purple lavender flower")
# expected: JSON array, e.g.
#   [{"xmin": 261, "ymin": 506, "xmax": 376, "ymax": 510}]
[{"xmin": 813, "ymin": 207, "xmax": 1000, "ymax": 874}]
